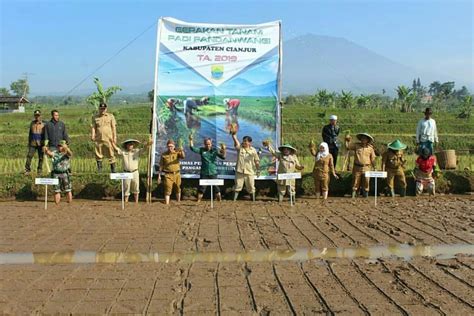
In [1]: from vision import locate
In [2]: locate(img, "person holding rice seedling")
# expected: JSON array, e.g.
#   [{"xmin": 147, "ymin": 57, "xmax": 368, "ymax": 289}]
[
  {"xmin": 230, "ymin": 124, "xmax": 260, "ymax": 202},
  {"xmin": 158, "ymin": 139, "xmax": 185, "ymax": 205},
  {"xmin": 345, "ymin": 133, "xmax": 376, "ymax": 198},
  {"xmin": 309, "ymin": 141, "xmax": 338, "ymax": 200},
  {"xmin": 114, "ymin": 138, "xmax": 152, "ymax": 203},
  {"xmin": 189, "ymin": 134, "xmax": 226, "ymax": 203},
  {"xmin": 44, "ymin": 140, "xmax": 72, "ymax": 205},
  {"xmin": 265, "ymin": 142, "xmax": 304, "ymax": 203},
  {"xmin": 415, "ymin": 147, "xmax": 438, "ymax": 196},
  {"xmin": 381, "ymin": 139, "xmax": 407, "ymax": 197}
]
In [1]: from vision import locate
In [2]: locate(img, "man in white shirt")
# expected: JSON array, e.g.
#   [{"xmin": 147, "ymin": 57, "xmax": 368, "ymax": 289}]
[{"xmin": 416, "ymin": 107, "xmax": 438, "ymax": 155}]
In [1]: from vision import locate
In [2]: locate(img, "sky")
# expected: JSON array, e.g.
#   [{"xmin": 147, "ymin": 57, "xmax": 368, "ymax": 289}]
[{"xmin": 0, "ymin": 0, "xmax": 472, "ymax": 95}]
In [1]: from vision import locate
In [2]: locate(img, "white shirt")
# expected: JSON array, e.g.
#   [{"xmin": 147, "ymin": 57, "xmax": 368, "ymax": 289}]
[{"xmin": 416, "ymin": 118, "xmax": 438, "ymax": 143}]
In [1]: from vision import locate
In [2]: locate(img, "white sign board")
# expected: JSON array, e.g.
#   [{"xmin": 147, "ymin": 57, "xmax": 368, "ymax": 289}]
[
  {"xmin": 199, "ymin": 179, "xmax": 224, "ymax": 186},
  {"xmin": 35, "ymin": 178, "xmax": 59, "ymax": 185},
  {"xmin": 277, "ymin": 173, "xmax": 301, "ymax": 180},
  {"xmin": 365, "ymin": 171, "xmax": 387, "ymax": 178},
  {"xmin": 110, "ymin": 173, "xmax": 134, "ymax": 180}
]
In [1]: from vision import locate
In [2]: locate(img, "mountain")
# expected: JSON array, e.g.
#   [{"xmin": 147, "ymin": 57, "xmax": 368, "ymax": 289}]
[{"xmin": 282, "ymin": 34, "xmax": 432, "ymax": 95}]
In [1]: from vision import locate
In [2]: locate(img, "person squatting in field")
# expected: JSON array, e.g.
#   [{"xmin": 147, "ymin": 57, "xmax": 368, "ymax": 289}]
[
  {"xmin": 230, "ymin": 125, "xmax": 260, "ymax": 202},
  {"xmin": 184, "ymin": 97, "xmax": 209, "ymax": 116},
  {"xmin": 415, "ymin": 147, "xmax": 438, "ymax": 196},
  {"xmin": 309, "ymin": 141, "xmax": 338, "ymax": 200},
  {"xmin": 224, "ymin": 98, "xmax": 240, "ymax": 116},
  {"xmin": 189, "ymin": 134, "xmax": 226, "ymax": 202},
  {"xmin": 114, "ymin": 139, "xmax": 151, "ymax": 203},
  {"xmin": 25, "ymin": 109, "xmax": 45, "ymax": 175},
  {"xmin": 345, "ymin": 133, "xmax": 376, "ymax": 198},
  {"xmin": 381, "ymin": 139, "xmax": 407, "ymax": 197},
  {"xmin": 44, "ymin": 140, "xmax": 72, "ymax": 204},
  {"xmin": 266, "ymin": 143, "xmax": 304, "ymax": 203},
  {"xmin": 91, "ymin": 102, "xmax": 117, "ymax": 173},
  {"xmin": 158, "ymin": 139, "xmax": 185, "ymax": 205}
]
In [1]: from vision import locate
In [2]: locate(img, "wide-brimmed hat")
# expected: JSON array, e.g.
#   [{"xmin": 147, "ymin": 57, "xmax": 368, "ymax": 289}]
[
  {"xmin": 278, "ymin": 144, "xmax": 297, "ymax": 154},
  {"xmin": 122, "ymin": 139, "xmax": 140, "ymax": 148},
  {"xmin": 356, "ymin": 133, "xmax": 374, "ymax": 143},
  {"xmin": 387, "ymin": 139, "xmax": 407, "ymax": 150},
  {"xmin": 34, "ymin": 110, "xmax": 41, "ymax": 115},
  {"xmin": 99, "ymin": 102, "xmax": 108, "ymax": 108}
]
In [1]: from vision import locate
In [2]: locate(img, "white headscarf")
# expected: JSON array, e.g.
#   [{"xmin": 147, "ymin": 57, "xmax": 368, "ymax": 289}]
[{"xmin": 316, "ymin": 142, "xmax": 329, "ymax": 161}]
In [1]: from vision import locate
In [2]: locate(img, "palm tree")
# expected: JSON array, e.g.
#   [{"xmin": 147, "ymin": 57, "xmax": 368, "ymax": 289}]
[
  {"xmin": 86, "ymin": 77, "xmax": 122, "ymax": 107},
  {"xmin": 396, "ymin": 85, "xmax": 417, "ymax": 112},
  {"xmin": 356, "ymin": 94, "xmax": 371, "ymax": 108}
]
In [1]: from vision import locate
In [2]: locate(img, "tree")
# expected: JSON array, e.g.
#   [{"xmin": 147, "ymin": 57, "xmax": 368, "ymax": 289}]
[
  {"xmin": 0, "ymin": 87, "xmax": 10, "ymax": 96},
  {"xmin": 86, "ymin": 77, "xmax": 121, "ymax": 107},
  {"xmin": 339, "ymin": 90, "xmax": 355, "ymax": 109},
  {"xmin": 454, "ymin": 86, "xmax": 469, "ymax": 99},
  {"xmin": 10, "ymin": 79, "xmax": 29, "ymax": 97},
  {"xmin": 316, "ymin": 89, "xmax": 335, "ymax": 107},
  {"xmin": 148, "ymin": 89, "xmax": 155, "ymax": 103},
  {"xmin": 458, "ymin": 95, "xmax": 473, "ymax": 119},
  {"xmin": 428, "ymin": 81, "xmax": 441, "ymax": 96},
  {"xmin": 439, "ymin": 81, "xmax": 455, "ymax": 97},
  {"xmin": 356, "ymin": 94, "xmax": 371, "ymax": 108},
  {"xmin": 396, "ymin": 85, "xmax": 417, "ymax": 112}
]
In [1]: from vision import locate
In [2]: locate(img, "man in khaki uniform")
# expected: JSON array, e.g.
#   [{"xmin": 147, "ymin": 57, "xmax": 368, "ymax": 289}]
[
  {"xmin": 91, "ymin": 102, "xmax": 117, "ymax": 172},
  {"xmin": 345, "ymin": 133, "xmax": 376, "ymax": 198},
  {"xmin": 158, "ymin": 139, "xmax": 185, "ymax": 205},
  {"xmin": 230, "ymin": 129, "xmax": 260, "ymax": 202},
  {"xmin": 381, "ymin": 139, "xmax": 407, "ymax": 197}
]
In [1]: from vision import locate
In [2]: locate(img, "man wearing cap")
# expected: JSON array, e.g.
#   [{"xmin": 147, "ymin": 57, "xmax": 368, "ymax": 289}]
[
  {"xmin": 91, "ymin": 102, "xmax": 117, "ymax": 172},
  {"xmin": 230, "ymin": 128, "xmax": 260, "ymax": 202},
  {"xmin": 416, "ymin": 107, "xmax": 438, "ymax": 155},
  {"xmin": 158, "ymin": 139, "xmax": 185, "ymax": 205},
  {"xmin": 381, "ymin": 139, "xmax": 407, "ymax": 197},
  {"xmin": 322, "ymin": 115, "xmax": 340, "ymax": 169},
  {"xmin": 24, "ymin": 110, "xmax": 45, "ymax": 175},
  {"xmin": 44, "ymin": 109, "xmax": 70, "ymax": 151},
  {"xmin": 345, "ymin": 133, "xmax": 376, "ymax": 198}
]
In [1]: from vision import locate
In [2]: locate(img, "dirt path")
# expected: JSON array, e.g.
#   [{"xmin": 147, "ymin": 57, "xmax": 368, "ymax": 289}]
[{"xmin": 0, "ymin": 196, "xmax": 473, "ymax": 314}]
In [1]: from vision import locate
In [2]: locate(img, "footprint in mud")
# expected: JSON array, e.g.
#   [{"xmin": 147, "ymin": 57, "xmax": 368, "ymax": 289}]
[
  {"xmin": 196, "ymin": 237, "xmax": 212, "ymax": 247},
  {"xmin": 259, "ymin": 283, "xmax": 278, "ymax": 293}
]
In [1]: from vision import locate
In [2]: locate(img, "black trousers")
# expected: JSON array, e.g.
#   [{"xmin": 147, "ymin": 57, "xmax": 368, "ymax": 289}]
[
  {"xmin": 329, "ymin": 146, "xmax": 339, "ymax": 169},
  {"xmin": 198, "ymin": 174, "xmax": 221, "ymax": 194},
  {"xmin": 25, "ymin": 145, "xmax": 44, "ymax": 172}
]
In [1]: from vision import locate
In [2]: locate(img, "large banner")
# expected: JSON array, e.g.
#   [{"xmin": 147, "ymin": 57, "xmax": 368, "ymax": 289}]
[{"xmin": 151, "ymin": 17, "xmax": 281, "ymax": 179}]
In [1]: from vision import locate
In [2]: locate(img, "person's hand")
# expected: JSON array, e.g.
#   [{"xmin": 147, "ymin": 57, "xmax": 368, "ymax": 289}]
[
  {"xmin": 148, "ymin": 138, "xmax": 153, "ymax": 146},
  {"xmin": 157, "ymin": 174, "xmax": 162, "ymax": 185},
  {"xmin": 262, "ymin": 139, "xmax": 271, "ymax": 147},
  {"xmin": 333, "ymin": 174, "xmax": 339, "ymax": 180},
  {"xmin": 229, "ymin": 123, "xmax": 238, "ymax": 135},
  {"xmin": 309, "ymin": 140, "xmax": 316, "ymax": 150},
  {"xmin": 296, "ymin": 165, "xmax": 304, "ymax": 171},
  {"xmin": 42, "ymin": 146, "xmax": 48, "ymax": 153},
  {"xmin": 256, "ymin": 170, "xmax": 261, "ymax": 177},
  {"xmin": 91, "ymin": 136, "xmax": 95, "ymax": 142}
]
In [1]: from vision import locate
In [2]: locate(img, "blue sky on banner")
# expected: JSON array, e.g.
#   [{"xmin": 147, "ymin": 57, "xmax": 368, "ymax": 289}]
[{"xmin": 0, "ymin": 0, "xmax": 472, "ymax": 94}]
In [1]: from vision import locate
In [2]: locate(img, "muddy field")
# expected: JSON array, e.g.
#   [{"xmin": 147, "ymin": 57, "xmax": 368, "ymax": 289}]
[{"xmin": 0, "ymin": 196, "xmax": 473, "ymax": 315}]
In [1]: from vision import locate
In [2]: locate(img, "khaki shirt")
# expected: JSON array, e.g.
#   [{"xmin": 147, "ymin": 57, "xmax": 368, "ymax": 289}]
[
  {"xmin": 347, "ymin": 143, "xmax": 375, "ymax": 166},
  {"xmin": 235, "ymin": 145, "xmax": 259, "ymax": 175},
  {"xmin": 382, "ymin": 150, "xmax": 405, "ymax": 170},
  {"xmin": 117, "ymin": 148, "xmax": 141, "ymax": 172},
  {"xmin": 312, "ymin": 155, "xmax": 334, "ymax": 175},
  {"xmin": 92, "ymin": 113, "xmax": 116, "ymax": 142},
  {"xmin": 160, "ymin": 150, "xmax": 185, "ymax": 173}
]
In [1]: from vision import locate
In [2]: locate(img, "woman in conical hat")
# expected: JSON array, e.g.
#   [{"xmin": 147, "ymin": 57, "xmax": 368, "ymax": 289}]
[{"xmin": 382, "ymin": 139, "xmax": 407, "ymax": 197}]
